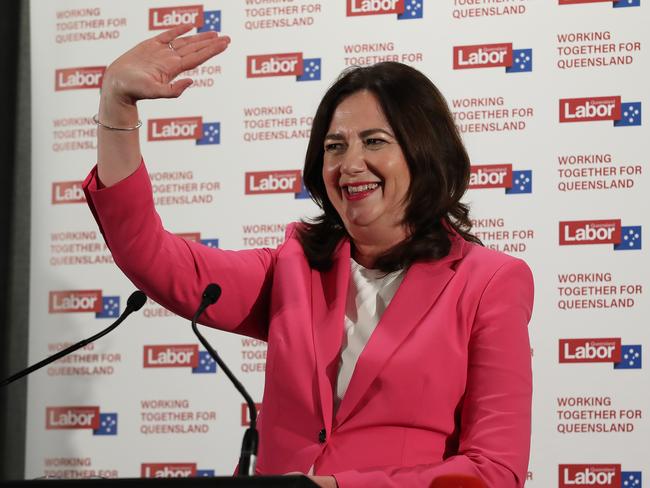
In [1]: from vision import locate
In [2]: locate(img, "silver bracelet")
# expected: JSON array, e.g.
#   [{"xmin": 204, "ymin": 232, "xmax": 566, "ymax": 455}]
[{"xmin": 92, "ymin": 113, "xmax": 142, "ymax": 131}]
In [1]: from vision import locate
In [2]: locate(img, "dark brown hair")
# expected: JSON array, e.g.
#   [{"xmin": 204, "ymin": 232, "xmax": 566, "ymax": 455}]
[{"xmin": 297, "ymin": 62, "xmax": 480, "ymax": 272}]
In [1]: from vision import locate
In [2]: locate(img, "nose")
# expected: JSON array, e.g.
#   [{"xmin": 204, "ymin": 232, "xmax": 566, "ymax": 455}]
[{"xmin": 340, "ymin": 141, "xmax": 366, "ymax": 175}]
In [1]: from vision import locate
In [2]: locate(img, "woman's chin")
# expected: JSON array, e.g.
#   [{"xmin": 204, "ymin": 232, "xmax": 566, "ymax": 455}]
[{"xmin": 344, "ymin": 213, "xmax": 378, "ymax": 232}]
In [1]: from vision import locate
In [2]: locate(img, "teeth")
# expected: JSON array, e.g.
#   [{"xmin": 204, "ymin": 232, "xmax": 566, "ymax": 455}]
[{"xmin": 347, "ymin": 183, "xmax": 379, "ymax": 194}]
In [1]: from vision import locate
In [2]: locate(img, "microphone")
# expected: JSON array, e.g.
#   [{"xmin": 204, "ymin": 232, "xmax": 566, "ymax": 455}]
[
  {"xmin": 430, "ymin": 474, "xmax": 487, "ymax": 488},
  {"xmin": 199, "ymin": 283, "xmax": 222, "ymax": 314},
  {"xmin": 190, "ymin": 283, "xmax": 259, "ymax": 477},
  {"xmin": 1, "ymin": 290, "xmax": 147, "ymax": 388}
]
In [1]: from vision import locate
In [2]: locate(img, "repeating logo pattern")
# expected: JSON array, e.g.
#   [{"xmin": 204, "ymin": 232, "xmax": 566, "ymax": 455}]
[
  {"xmin": 245, "ymin": 170, "xmax": 302, "ymax": 195},
  {"xmin": 46, "ymin": 407, "xmax": 118, "ymax": 436},
  {"xmin": 398, "ymin": 0, "xmax": 424, "ymax": 18},
  {"xmin": 559, "ymin": 464, "xmax": 641, "ymax": 488},
  {"xmin": 297, "ymin": 59, "xmax": 321, "ymax": 81},
  {"xmin": 148, "ymin": 6, "xmax": 221, "ymax": 32},
  {"xmin": 197, "ymin": 122, "xmax": 221, "ymax": 145},
  {"xmin": 141, "ymin": 463, "xmax": 215, "ymax": 478},
  {"xmin": 51, "ymin": 181, "xmax": 85, "ymax": 204},
  {"xmin": 559, "ymin": 97, "xmax": 642, "ymax": 126},
  {"xmin": 175, "ymin": 233, "xmax": 219, "ymax": 248},
  {"xmin": 29, "ymin": 0, "xmax": 650, "ymax": 481},
  {"xmin": 614, "ymin": 102, "xmax": 642, "ymax": 127},
  {"xmin": 346, "ymin": 0, "xmax": 423, "ymax": 19},
  {"xmin": 614, "ymin": 226, "xmax": 642, "ymax": 250},
  {"xmin": 453, "ymin": 43, "xmax": 532, "ymax": 72},
  {"xmin": 143, "ymin": 345, "xmax": 217, "ymax": 374},
  {"xmin": 246, "ymin": 53, "xmax": 321, "ymax": 81},
  {"xmin": 468, "ymin": 165, "xmax": 533, "ymax": 194},
  {"xmin": 559, "ymin": 220, "xmax": 642, "ymax": 250},
  {"xmin": 55, "ymin": 67, "xmax": 105, "ymax": 91},
  {"xmin": 198, "ymin": 10, "xmax": 221, "ymax": 32},
  {"xmin": 96, "ymin": 296, "xmax": 120, "ymax": 319},
  {"xmin": 48, "ymin": 290, "xmax": 121, "ymax": 317},
  {"xmin": 295, "ymin": 179, "xmax": 311, "ymax": 199},
  {"xmin": 558, "ymin": 0, "xmax": 640, "ymax": 7},
  {"xmin": 193, "ymin": 351, "xmax": 218, "ymax": 374},
  {"xmin": 559, "ymin": 338, "xmax": 642, "ymax": 369},
  {"xmin": 614, "ymin": 345, "xmax": 643, "ymax": 369},
  {"xmin": 147, "ymin": 117, "xmax": 220, "ymax": 145},
  {"xmin": 200, "ymin": 238, "xmax": 220, "ymax": 249},
  {"xmin": 505, "ymin": 170, "xmax": 533, "ymax": 194},
  {"xmin": 94, "ymin": 413, "xmax": 118, "ymax": 436}
]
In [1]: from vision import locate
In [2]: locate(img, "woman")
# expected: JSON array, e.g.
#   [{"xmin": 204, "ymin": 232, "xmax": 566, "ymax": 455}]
[{"xmin": 84, "ymin": 26, "xmax": 533, "ymax": 488}]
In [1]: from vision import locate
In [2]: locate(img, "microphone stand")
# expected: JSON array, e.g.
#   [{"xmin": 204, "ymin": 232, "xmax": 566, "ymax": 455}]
[
  {"xmin": 0, "ymin": 290, "xmax": 147, "ymax": 388},
  {"xmin": 191, "ymin": 284, "xmax": 259, "ymax": 477}
]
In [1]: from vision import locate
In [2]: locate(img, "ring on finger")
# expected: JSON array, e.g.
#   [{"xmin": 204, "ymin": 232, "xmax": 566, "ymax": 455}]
[{"xmin": 168, "ymin": 41, "xmax": 176, "ymax": 52}]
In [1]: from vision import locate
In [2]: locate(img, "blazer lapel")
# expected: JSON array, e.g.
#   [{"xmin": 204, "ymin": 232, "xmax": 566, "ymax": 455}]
[
  {"xmin": 334, "ymin": 237, "xmax": 466, "ymax": 427},
  {"xmin": 311, "ymin": 239, "xmax": 350, "ymax": 433}
]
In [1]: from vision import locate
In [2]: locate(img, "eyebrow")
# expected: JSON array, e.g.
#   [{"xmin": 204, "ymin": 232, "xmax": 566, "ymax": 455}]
[{"xmin": 324, "ymin": 128, "xmax": 395, "ymax": 140}]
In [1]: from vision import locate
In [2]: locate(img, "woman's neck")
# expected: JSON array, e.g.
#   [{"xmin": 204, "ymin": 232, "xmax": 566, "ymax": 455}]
[{"xmin": 350, "ymin": 227, "xmax": 408, "ymax": 268}]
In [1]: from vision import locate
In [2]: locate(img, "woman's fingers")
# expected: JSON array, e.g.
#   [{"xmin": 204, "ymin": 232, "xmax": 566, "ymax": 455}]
[
  {"xmin": 175, "ymin": 35, "xmax": 222, "ymax": 57},
  {"xmin": 157, "ymin": 29, "xmax": 230, "ymax": 78},
  {"xmin": 154, "ymin": 24, "xmax": 195, "ymax": 44},
  {"xmin": 170, "ymin": 30, "xmax": 219, "ymax": 52},
  {"xmin": 177, "ymin": 39, "xmax": 230, "ymax": 72},
  {"xmin": 158, "ymin": 78, "xmax": 194, "ymax": 99},
  {"xmin": 153, "ymin": 37, "xmax": 229, "ymax": 98},
  {"xmin": 104, "ymin": 25, "xmax": 230, "ymax": 103}
]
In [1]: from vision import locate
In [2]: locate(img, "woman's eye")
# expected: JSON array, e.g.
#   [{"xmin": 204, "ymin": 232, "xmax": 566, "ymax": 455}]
[
  {"xmin": 365, "ymin": 138, "xmax": 386, "ymax": 147},
  {"xmin": 324, "ymin": 143, "xmax": 343, "ymax": 152}
]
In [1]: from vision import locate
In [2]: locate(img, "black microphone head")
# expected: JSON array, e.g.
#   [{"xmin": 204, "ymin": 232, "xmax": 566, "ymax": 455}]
[
  {"xmin": 126, "ymin": 291, "xmax": 147, "ymax": 311},
  {"xmin": 202, "ymin": 283, "xmax": 222, "ymax": 305}
]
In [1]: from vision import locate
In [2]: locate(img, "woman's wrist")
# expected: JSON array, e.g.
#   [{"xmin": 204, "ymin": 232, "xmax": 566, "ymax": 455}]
[
  {"xmin": 98, "ymin": 71, "xmax": 139, "ymax": 127},
  {"xmin": 97, "ymin": 95, "xmax": 139, "ymax": 129}
]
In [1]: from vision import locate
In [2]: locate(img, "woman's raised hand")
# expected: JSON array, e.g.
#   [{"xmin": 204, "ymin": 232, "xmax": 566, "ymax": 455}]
[
  {"xmin": 96, "ymin": 25, "xmax": 230, "ymax": 187},
  {"xmin": 101, "ymin": 25, "xmax": 230, "ymax": 106}
]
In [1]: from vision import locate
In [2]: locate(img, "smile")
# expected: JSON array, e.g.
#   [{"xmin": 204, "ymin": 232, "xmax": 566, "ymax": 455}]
[{"xmin": 343, "ymin": 182, "xmax": 380, "ymax": 200}]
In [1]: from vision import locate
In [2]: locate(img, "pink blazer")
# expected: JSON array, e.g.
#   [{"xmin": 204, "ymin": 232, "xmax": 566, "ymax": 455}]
[{"xmin": 84, "ymin": 162, "xmax": 534, "ymax": 488}]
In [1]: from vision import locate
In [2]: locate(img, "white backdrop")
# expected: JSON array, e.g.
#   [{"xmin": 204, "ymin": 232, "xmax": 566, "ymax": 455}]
[{"xmin": 27, "ymin": 0, "xmax": 648, "ymax": 485}]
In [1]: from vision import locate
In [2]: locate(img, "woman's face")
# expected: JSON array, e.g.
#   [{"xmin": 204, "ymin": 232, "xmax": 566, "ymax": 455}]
[{"xmin": 322, "ymin": 90, "xmax": 411, "ymax": 241}]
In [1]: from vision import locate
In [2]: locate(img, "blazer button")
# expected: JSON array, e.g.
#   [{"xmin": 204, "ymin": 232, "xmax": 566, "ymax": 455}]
[{"xmin": 318, "ymin": 428, "xmax": 327, "ymax": 443}]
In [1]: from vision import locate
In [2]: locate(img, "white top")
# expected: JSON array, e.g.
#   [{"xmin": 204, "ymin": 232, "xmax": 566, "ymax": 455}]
[{"xmin": 335, "ymin": 259, "xmax": 406, "ymax": 406}]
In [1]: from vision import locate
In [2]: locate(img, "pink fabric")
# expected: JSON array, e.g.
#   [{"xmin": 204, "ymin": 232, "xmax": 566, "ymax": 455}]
[{"xmin": 83, "ymin": 161, "xmax": 534, "ymax": 488}]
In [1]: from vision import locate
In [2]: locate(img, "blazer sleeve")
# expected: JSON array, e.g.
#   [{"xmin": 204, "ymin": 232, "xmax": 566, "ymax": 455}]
[
  {"xmin": 331, "ymin": 258, "xmax": 534, "ymax": 488},
  {"xmin": 82, "ymin": 161, "xmax": 277, "ymax": 341}
]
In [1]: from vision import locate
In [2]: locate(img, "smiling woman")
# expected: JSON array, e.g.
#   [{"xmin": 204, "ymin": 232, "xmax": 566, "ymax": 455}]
[
  {"xmin": 321, "ymin": 90, "xmax": 412, "ymax": 269},
  {"xmin": 82, "ymin": 27, "xmax": 533, "ymax": 488},
  {"xmin": 299, "ymin": 62, "xmax": 480, "ymax": 272}
]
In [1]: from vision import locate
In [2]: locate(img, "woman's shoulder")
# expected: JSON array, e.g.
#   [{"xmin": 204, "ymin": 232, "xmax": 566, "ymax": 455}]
[
  {"xmin": 455, "ymin": 237, "xmax": 533, "ymax": 282},
  {"xmin": 451, "ymin": 239, "xmax": 534, "ymax": 315},
  {"xmin": 275, "ymin": 222, "xmax": 310, "ymax": 257}
]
